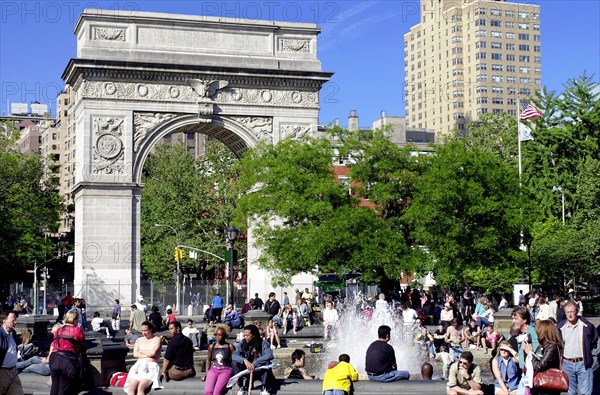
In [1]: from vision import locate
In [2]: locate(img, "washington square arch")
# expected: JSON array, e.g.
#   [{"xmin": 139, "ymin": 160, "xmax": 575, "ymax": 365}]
[{"xmin": 64, "ymin": 9, "xmax": 332, "ymax": 308}]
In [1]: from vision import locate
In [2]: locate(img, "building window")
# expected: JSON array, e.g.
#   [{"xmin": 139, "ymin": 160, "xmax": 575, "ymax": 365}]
[
  {"xmin": 518, "ymin": 11, "xmax": 530, "ymax": 18},
  {"xmin": 506, "ymin": 43, "xmax": 515, "ymax": 50},
  {"xmin": 475, "ymin": 30, "xmax": 487, "ymax": 37},
  {"xmin": 520, "ymin": 88, "xmax": 531, "ymax": 95},
  {"xmin": 491, "ymin": 53, "xmax": 502, "ymax": 60},
  {"xmin": 520, "ymin": 66, "xmax": 531, "ymax": 73},
  {"xmin": 506, "ymin": 21, "xmax": 515, "ymax": 28},
  {"xmin": 477, "ymin": 97, "xmax": 488, "ymax": 104},
  {"xmin": 492, "ymin": 75, "xmax": 503, "ymax": 83},
  {"xmin": 475, "ymin": 19, "xmax": 486, "ymax": 26},
  {"xmin": 491, "ymin": 31, "xmax": 502, "ymax": 38},
  {"xmin": 519, "ymin": 44, "xmax": 530, "ymax": 51},
  {"xmin": 507, "ymin": 54, "xmax": 516, "ymax": 61},
  {"xmin": 476, "ymin": 86, "xmax": 488, "ymax": 93},
  {"xmin": 519, "ymin": 23, "xmax": 530, "ymax": 30},
  {"xmin": 476, "ymin": 63, "xmax": 487, "ymax": 70},
  {"xmin": 491, "ymin": 20, "xmax": 501, "ymax": 27},
  {"xmin": 490, "ymin": 9, "xmax": 501, "ymax": 16},
  {"xmin": 506, "ymin": 32, "xmax": 515, "ymax": 39},
  {"xmin": 476, "ymin": 41, "xmax": 487, "ymax": 48},
  {"xmin": 476, "ymin": 52, "xmax": 487, "ymax": 59},
  {"xmin": 477, "ymin": 74, "xmax": 488, "ymax": 81},
  {"xmin": 492, "ymin": 64, "xmax": 503, "ymax": 71},
  {"xmin": 475, "ymin": 7, "xmax": 486, "ymax": 15},
  {"xmin": 519, "ymin": 55, "xmax": 531, "ymax": 62},
  {"xmin": 506, "ymin": 10, "xmax": 515, "ymax": 17},
  {"xmin": 508, "ymin": 98, "xmax": 517, "ymax": 105},
  {"xmin": 492, "ymin": 86, "xmax": 504, "ymax": 94},
  {"xmin": 507, "ymin": 76, "xmax": 516, "ymax": 83},
  {"xmin": 491, "ymin": 42, "xmax": 502, "ymax": 49},
  {"xmin": 533, "ymin": 24, "xmax": 540, "ymax": 31},
  {"xmin": 520, "ymin": 77, "xmax": 531, "ymax": 84},
  {"xmin": 492, "ymin": 98, "xmax": 504, "ymax": 104},
  {"xmin": 534, "ymin": 35, "xmax": 541, "ymax": 41}
]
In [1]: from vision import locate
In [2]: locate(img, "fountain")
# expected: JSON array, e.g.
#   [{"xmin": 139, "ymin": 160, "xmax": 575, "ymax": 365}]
[{"xmin": 318, "ymin": 300, "xmax": 421, "ymax": 376}]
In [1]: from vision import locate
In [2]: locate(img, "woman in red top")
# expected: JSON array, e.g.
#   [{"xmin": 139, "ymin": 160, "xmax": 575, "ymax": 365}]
[{"xmin": 49, "ymin": 310, "xmax": 86, "ymax": 395}]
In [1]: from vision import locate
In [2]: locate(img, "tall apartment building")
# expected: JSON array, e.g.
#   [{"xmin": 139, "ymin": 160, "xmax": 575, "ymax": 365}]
[{"xmin": 404, "ymin": 0, "xmax": 541, "ymax": 134}]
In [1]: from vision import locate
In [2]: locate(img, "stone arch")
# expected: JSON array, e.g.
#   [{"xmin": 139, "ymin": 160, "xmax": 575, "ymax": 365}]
[
  {"xmin": 133, "ymin": 114, "xmax": 260, "ymax": 184},
  {"xmin": 65, "ymin": 9, "xmax": 331, "ymax": 308}
]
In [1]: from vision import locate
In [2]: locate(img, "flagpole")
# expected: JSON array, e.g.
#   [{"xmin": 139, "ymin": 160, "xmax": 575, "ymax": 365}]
[{"xmin": 517, "ymin": 98, "xmax": 522, "ymax": 183}]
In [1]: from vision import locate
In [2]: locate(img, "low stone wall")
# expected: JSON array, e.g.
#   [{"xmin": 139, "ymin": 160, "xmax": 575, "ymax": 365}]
[{"xmin": 20, "ymin": 375, "xmax": 453, "ymax": 395}]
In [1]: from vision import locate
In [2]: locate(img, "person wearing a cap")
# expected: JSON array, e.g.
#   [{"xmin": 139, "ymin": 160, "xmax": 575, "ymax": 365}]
[
  {"xmin": 491, "ymin": 340, "xmax": 519, "ymax": 395},
  {"xmin": 135, "ymin": 295, "xmax": 148, "ymax": 313}
]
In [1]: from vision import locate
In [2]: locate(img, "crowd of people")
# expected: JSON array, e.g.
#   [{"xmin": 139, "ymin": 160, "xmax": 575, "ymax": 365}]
[{"xmin": 1, "ymin": 285, "xmax": 598, "ymax": 395}]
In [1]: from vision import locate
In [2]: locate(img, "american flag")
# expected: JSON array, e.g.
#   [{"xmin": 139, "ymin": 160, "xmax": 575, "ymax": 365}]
[{"xmin": 519, "ymin": 100, "xmax": 542, "ymax": 120}]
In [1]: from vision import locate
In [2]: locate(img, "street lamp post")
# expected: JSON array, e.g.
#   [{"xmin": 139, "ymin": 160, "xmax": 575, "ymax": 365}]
[
  {"xmin": 552, "ymin": 186, "xmax": 565, "ymax": 225},
  {"xmin": 226, "ymin": 225, "xmax": 238, "ymax": 308},
  {"xmin": 155, "ymin": 223, "xmax": 182, "ymax": 314}
]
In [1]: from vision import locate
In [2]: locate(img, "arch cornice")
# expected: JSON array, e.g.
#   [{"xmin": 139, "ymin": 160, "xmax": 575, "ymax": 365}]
[{"xmin": 132, "ymin": 114, "xmax": 258, "ymax": 184}]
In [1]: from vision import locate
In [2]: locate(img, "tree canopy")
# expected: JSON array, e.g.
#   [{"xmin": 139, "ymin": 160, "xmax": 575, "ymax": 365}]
[{"xmin": 0, "ymin": 127, "xmax": 63, "ymax": 282}]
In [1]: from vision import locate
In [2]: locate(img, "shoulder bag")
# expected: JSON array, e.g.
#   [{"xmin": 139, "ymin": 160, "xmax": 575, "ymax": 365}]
[{"xmin": 532, "ymin": 349, "xmax": 569, "ymax": 392}]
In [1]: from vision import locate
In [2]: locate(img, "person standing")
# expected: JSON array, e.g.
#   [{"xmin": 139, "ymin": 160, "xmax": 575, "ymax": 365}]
[
  {"xmin": 264, "ymin": 293, "xmax": 282, "ymax": 327},
  {"xmin": 129, "ymin": 304, "xmax": 147, "ymax": 334},
  {"xmin": 162, "ymin": 321, "xmax": 195, "ymax": 381},
  {"xmin": 523, "ymin": 320, "xmax": 564, "ymax": 395},
  {"xmin": 557, "ymin": 301, "xmax": 597, "ymax": 395},
  {"xmin": 0, "ymin": 312, "xmax": 24, "ymax": 395},
  {"xmin": 49, "ymin": 310, "xmax": 86, "ymax": 395},
  {"xmin": 282, "ymin": 292, "xmax": 289, "ymax": 306},
  {"xmin": 365, "ymin": 325, "xmax": 410, "ymax": 382},
  {"xmin": 111, "ymin": 299, "xmax": 121, "ymax": 332},
  {"xmin": 512, "ymin": 306, "xmax": 540, "ymax": 393},
  {"xmin": 211, "ymin": 293, "xmax": 224, "ymax": 325},
  {"xmin": 134, "ymin": 295, "xmax": 148, "ymax": 314}
]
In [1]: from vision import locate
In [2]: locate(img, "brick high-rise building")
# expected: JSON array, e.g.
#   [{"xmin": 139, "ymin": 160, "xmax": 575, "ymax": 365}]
[{"xmin": 404, "ymin": 0, "xmax": 541, "ymax": 134}]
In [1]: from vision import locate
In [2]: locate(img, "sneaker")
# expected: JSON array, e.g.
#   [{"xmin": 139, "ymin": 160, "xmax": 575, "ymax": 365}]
[
  {"xmin": 270, "ymin": 344, "xmax": 275, "ymax": 350},
  {"xmin": 259, "ymin": 390, "xmax": 270, "ymax": 395},
  {"xmin": 236, "ymin": 389, "xmax": 248, "ymax": 395},
  {"xmin": 276, "ymin": 345, "xmax": 281, "ymax": 349}
]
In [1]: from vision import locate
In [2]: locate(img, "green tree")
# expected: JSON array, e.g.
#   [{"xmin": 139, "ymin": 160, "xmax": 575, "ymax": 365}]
[
  {"xmin": 0, "ymin": 130, "xmax": 63, "ymax": 281},
  {"xmin": 141, "ymin": 140, "xmax": 242, "ymax": 284},
  {"xmin": 234, "ymin": 137, "xmax": 416, "ymax": 289},
  {"xmin": 405, "ymin": 139, "xmax": 529, "ymax": 292}
]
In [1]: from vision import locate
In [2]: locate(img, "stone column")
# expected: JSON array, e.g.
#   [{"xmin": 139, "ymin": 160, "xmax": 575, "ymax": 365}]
[{"xmin": 73, "ymin": 182, "xmax": 141, "ymax": 308}]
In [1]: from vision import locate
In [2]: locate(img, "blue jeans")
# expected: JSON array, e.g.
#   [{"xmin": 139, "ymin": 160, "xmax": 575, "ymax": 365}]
[
  {"xmin": 323, "ymin": 390, "xmax": 346, "ymax": 395},
  {"xmin": 368, "ymin": 370, "xmax": 410, "ymax": 382},
  {"xmin": 563, "ymin": 359, "xmax": 593, "ymax": 395}
]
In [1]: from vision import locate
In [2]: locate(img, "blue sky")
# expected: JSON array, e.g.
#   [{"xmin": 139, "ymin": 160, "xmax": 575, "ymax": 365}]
[{"xmin": 1, "ymin": 1, "xmax": 598, "ymax": 127}]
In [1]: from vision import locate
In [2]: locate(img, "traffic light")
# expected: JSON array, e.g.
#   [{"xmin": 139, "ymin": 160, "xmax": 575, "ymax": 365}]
[{"xmin": 174, "ymin": 247, "xmax": 182, "ymax": 262}]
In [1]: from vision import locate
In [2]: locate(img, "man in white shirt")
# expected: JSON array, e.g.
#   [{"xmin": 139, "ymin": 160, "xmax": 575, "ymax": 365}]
[
  {"xmin": 322, "ymin": 301, "xmax": 339, "ymax": 339},
  {"xmin": 181, "ymin": 319, "xmax": 201, "ymax": 350},
  {"xmin": 134, "ymin": 295, "xmax": 148, "ymax": 313}
]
